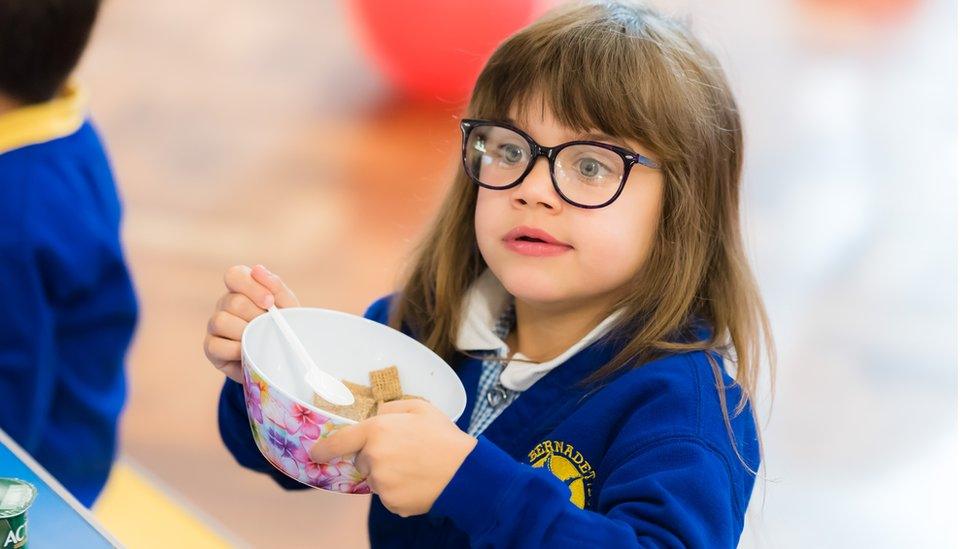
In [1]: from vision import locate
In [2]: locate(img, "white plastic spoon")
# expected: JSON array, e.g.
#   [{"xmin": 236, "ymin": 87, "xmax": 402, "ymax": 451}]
[{"xmin": 266, "ymin": 304, "xmax": 355, "ymax": 406}]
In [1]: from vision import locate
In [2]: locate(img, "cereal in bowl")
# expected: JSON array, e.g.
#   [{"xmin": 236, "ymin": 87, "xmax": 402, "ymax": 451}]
[{"xmin": 313, "ymin": 365, "xmax": 427, "ymax": 421}]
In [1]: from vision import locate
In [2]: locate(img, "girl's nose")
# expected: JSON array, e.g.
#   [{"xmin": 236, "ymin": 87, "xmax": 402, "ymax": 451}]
[{"xmin": 510, "ymin": 159, "xmax": 562, "ymax": 213}]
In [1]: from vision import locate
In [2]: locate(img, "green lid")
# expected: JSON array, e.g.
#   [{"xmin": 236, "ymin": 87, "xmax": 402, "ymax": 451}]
[{"xmin": 0, "ymin": 479, "xmax": 36, "ymax": 519}]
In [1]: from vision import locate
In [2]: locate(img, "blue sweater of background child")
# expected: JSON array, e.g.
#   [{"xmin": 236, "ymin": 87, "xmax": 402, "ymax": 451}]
[
  {"xmin": 0, "ymin": 105, "xmax": 138, "ymax": 507},
  {"xmin": 219, "ymin": 295, "xmax": 760, "ymax": 548}
]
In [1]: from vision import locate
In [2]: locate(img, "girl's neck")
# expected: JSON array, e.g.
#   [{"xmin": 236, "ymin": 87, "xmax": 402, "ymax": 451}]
[{"xmin": 505, "ymin": 293, "xmax": 620, "ymax": 362}]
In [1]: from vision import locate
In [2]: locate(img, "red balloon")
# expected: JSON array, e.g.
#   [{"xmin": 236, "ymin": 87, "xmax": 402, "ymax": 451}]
[{"xmin": 346, "ymin": 0, "xmax": 543, "ymax": 103}]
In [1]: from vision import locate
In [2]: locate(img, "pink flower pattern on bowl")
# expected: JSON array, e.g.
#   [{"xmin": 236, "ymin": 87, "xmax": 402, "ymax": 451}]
[{"xmin": 242, "ymin": 366, "xmax": 369, "ymax": 493}]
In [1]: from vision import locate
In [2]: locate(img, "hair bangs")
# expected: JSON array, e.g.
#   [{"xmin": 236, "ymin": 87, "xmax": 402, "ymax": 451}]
[{"xmin": 469, "ymin": 10, "xmax": 693, "ymax": 162}]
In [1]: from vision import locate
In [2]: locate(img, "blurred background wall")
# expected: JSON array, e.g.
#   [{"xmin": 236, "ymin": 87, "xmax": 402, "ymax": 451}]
[{"xmin": 73, "ymin": 0, "xmax": 956, "ymax": 546}]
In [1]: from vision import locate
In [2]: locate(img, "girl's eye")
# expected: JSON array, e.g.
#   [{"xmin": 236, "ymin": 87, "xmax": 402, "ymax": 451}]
[
  {"xmin": 577, "ymin": 157, "xmax": 609, "ymax": 178},
  {"xmin": 499, "ymin": 143, "xmax": 525, "ymax": 164}
]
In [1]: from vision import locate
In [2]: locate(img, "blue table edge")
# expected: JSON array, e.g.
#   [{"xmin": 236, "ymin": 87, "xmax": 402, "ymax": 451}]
[{"xmin": 0, "ymin": 427, "xmax": 121, "ymax": 547}]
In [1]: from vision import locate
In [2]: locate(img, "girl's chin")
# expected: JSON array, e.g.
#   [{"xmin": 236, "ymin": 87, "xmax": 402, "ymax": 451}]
[{"xmin": 493, "ymin": 269, "xmax": 573, "ymax": 304}]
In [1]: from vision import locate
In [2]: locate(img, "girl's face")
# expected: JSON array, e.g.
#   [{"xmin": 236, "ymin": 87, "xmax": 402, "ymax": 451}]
[{"xmin": 474, "ymin": 97, "xmax": 665, "ymax": 312}]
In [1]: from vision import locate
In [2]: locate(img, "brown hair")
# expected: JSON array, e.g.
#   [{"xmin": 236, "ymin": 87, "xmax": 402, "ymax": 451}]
[{"xmin": 389, "ymin": 0, "xmax": 775, "ymax": 473}]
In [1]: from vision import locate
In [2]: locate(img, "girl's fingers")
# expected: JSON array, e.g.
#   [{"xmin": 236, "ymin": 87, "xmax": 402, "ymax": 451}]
[
  {"xmin": 207, "ymin": 310, "xmax": 248, "ymax": 340},
  {"xmin": 250, "ymin": 264, "xmax": 300, "ymax": 308},
  {"xmin": 223, "ymin": 265, "xmax": 276, "ymax": 310},
  {"xmin": 311, "ymin": 422, "xmax": 369, "ymax": 465},
  {"xmin": 354, "ymin": 451, "xmax": 372, "ymax": 481},
  {"xmin": 204, "ymin": 334, "xmax": 242, "ymax": 365},
  {"xmin": 216, "ymin": 292, "xmax": 265, "ymax": 322},
  {"xmin": 214, "ymin": 361, "xmax": 244, "ymax": 384},
  {"xmin": 375, "ymin": 399, "xmax": 429, "ymax": 416}
]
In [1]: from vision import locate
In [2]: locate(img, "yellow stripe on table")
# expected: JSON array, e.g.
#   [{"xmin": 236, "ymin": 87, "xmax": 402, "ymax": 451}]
[{"xmin": 94, "ymin": 460, "xmax": 234, "ymax": 548}]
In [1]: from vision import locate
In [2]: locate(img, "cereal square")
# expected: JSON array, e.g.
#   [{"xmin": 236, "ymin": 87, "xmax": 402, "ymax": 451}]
[
  {"xmin": 313, "ymin": 393, "xmax": 376, "ymax": 422},
  {"xmin": 369, "ymin": 365, "xmax": 403, "ymax": 402},
  {"xmin": 342, "ymin": 379, "xmax": 373, "ymax": 397}
]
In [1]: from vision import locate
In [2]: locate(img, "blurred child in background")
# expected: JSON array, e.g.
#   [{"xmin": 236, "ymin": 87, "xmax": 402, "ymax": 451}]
[{"xmin": 0, "ymin": 0, "xmax": 138, "ymax": 507}]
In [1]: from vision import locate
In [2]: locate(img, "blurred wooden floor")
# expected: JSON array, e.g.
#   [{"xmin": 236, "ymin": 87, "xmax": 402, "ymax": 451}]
[{"xmin": 78, "ymin": 1, "xmax": 462, "ymax": 545}]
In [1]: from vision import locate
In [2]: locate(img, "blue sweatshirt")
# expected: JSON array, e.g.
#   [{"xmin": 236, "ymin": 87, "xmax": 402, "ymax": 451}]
[
  {"xmin": 0, "ymin": 84, "xmax": 138, "ymax": 506},
  {"xmin": 219, "ymin": 295, "xmax": 760, "ymax": 547}
]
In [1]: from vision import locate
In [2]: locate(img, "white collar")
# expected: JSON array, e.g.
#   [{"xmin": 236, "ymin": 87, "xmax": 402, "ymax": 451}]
[{"xmin": 454, "ymin": 269, "xmax": 624, "ymax": 392}]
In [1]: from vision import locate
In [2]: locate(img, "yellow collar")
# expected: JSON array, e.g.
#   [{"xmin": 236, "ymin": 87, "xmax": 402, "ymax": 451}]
[{"xmin": 0, "ymin": 82, "xmax": 88, "ymax": 155}]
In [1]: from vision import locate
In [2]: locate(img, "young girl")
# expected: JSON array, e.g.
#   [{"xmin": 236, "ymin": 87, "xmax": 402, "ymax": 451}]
[{"xmin": 205, "ymin": 1, "xmax": 773, "ymax": 546}]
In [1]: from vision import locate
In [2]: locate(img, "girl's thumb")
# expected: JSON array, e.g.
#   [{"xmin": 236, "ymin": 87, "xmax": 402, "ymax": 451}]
[{"xmin": 250, "ymin": 264, "xmax": 300, "ymax": 308}]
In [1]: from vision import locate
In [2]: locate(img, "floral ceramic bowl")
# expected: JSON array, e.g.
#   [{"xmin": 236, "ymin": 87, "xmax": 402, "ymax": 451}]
[{"xmin": 240, "ymin": 307, "xmax": 466, "ymax": 494}]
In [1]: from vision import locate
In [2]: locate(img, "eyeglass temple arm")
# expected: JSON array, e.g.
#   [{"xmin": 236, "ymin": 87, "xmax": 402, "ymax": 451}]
[{"xmin": 637, "ymin": 155, "xmax": 660, "ymax": 169}]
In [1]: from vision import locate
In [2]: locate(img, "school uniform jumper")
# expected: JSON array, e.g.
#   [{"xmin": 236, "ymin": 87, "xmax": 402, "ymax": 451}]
[
  {"xmin": 0, "ymin": 83, "xmax": 139, "ymax": 506},
  {"xmin": 219, "ymin": 270, "xmax": 759, "ymax": 547}
]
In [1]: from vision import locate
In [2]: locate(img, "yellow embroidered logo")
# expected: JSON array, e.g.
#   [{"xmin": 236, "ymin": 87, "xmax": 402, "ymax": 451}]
[{"xmin": 528, "ymin": 440, "xmax": 595, "ymax": 509}]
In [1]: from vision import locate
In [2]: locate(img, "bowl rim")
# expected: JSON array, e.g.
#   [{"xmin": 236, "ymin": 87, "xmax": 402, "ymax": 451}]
[{"xmin": 240, "ymin": 306, "xmax": 466, "ymax": 425}]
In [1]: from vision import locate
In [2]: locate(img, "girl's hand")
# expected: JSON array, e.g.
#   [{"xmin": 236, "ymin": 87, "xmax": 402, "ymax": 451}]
[
  {"xmin": 203, "ymin": 264, "xmax": 299, "ymax": 383},
  {"xmin": 310, "ymin": 399, "xmax": 477, "ymax": 517}
]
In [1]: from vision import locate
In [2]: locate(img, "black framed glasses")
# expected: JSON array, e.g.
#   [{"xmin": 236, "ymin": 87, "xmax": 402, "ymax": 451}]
[{"xmin": 460, "ymin": 118, "xmax": 660, "ymax": 209}]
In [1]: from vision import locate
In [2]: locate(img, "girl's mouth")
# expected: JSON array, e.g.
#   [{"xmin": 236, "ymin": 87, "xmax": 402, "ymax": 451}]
[{"xmin": 502, "ymin": 227, "xmax": 573, "ymax": 257}]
